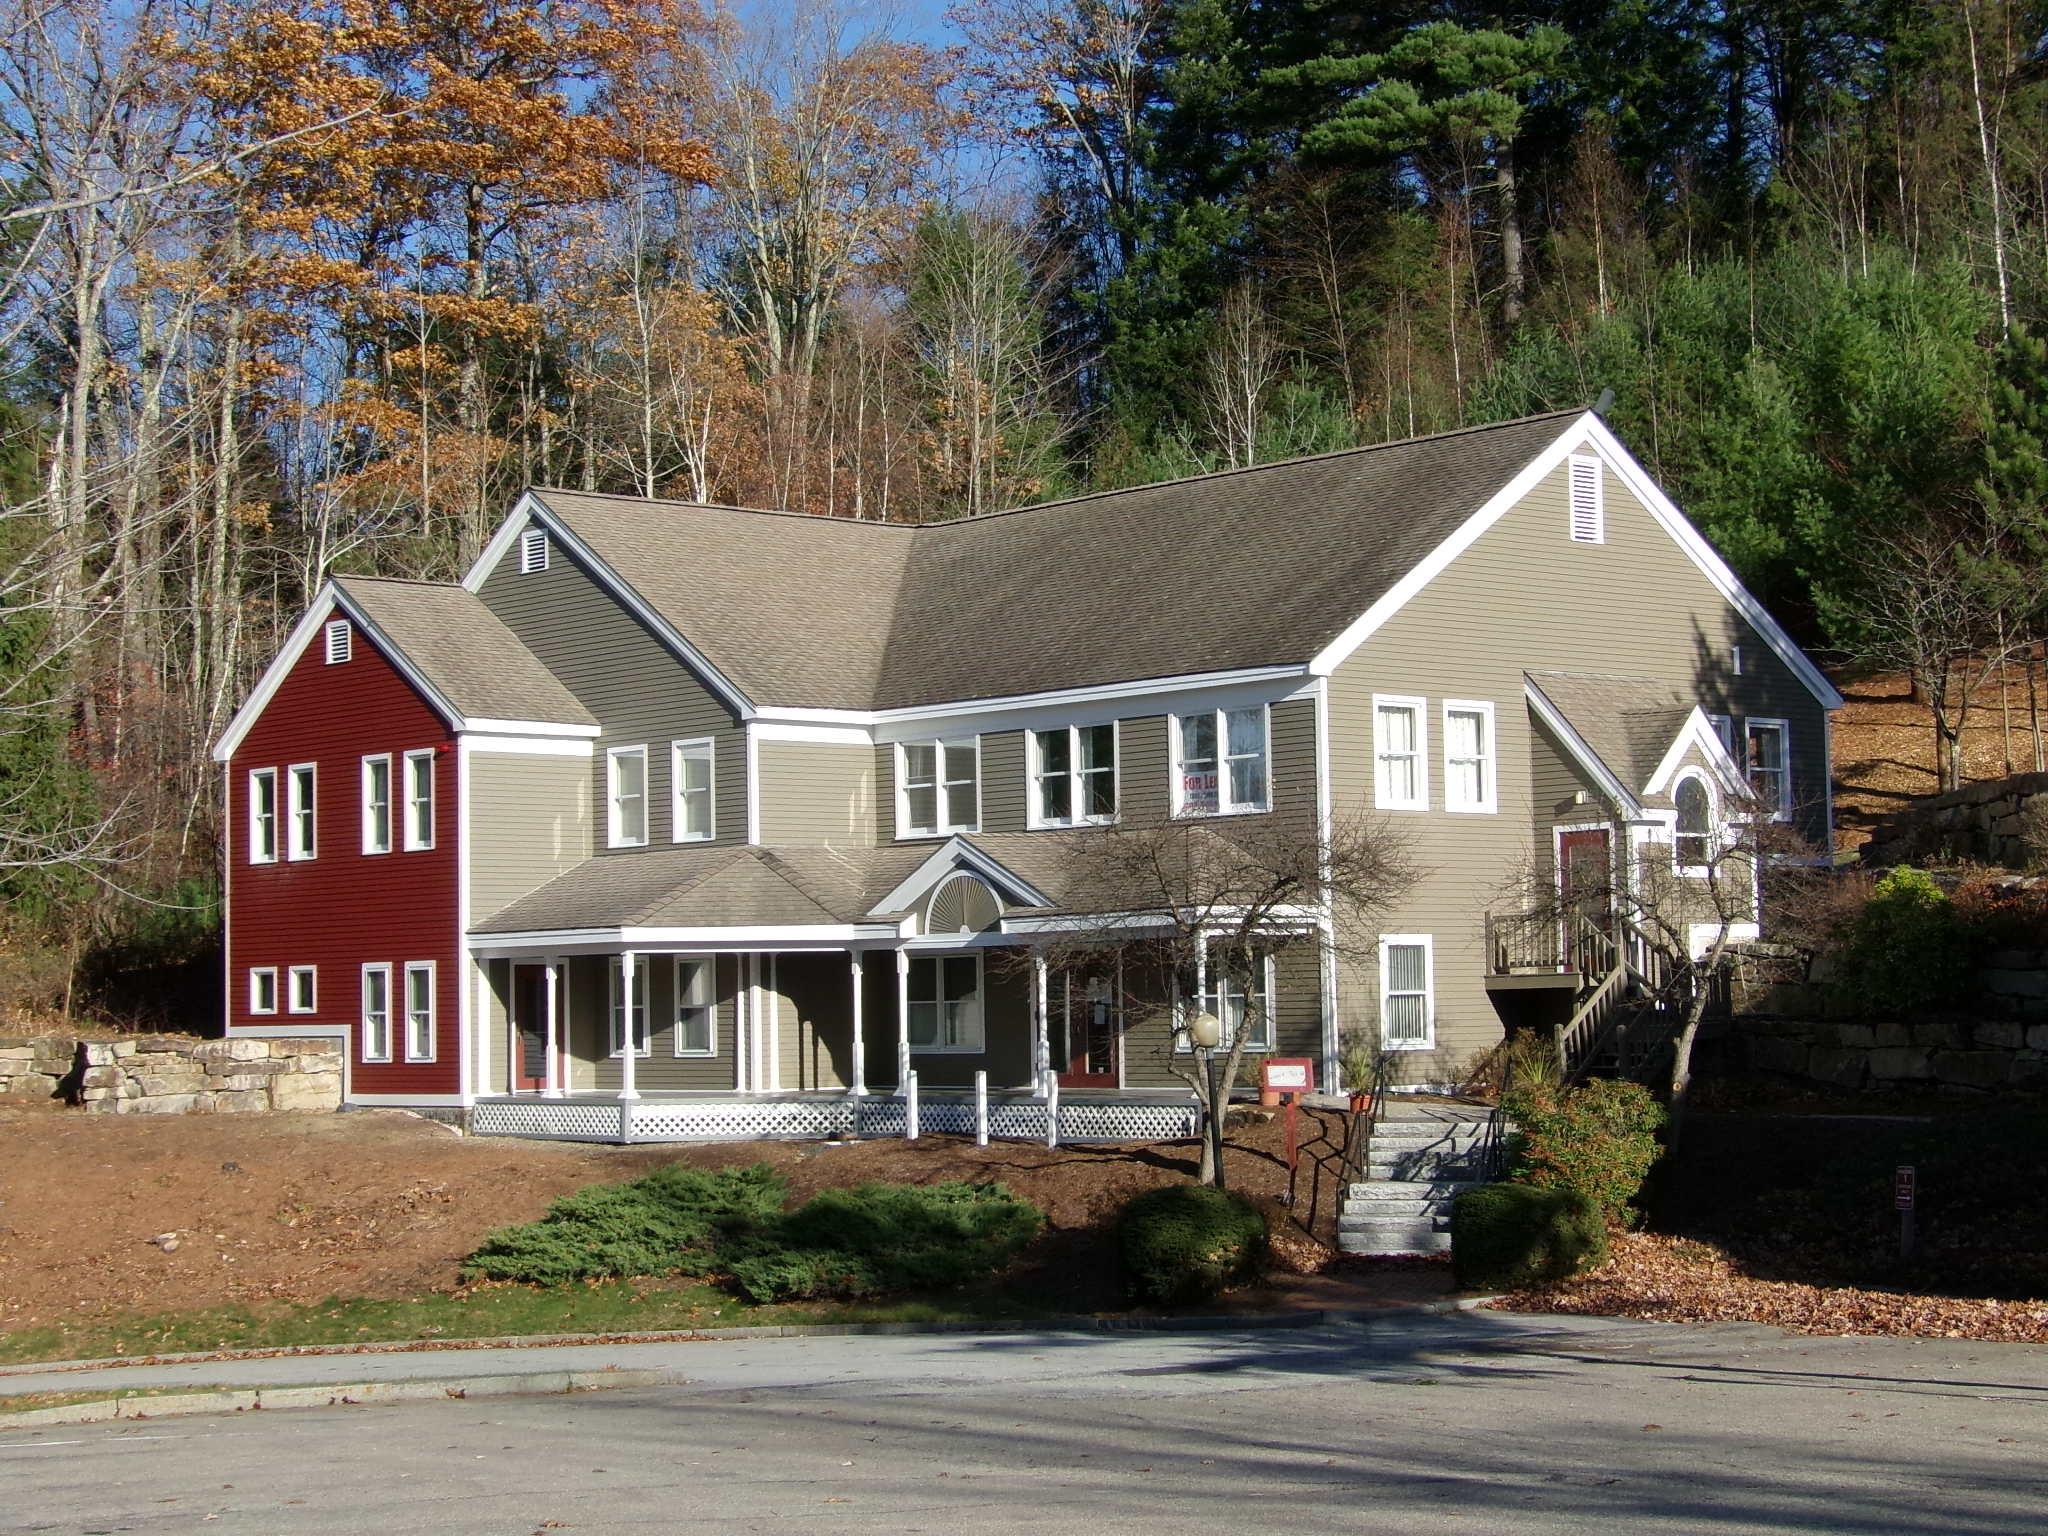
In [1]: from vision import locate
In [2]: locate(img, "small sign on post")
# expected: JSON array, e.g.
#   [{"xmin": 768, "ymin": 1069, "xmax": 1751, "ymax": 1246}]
[
  {"xmin": 1261, "ymin": 1059, "xmax": 1317, "ymax": 1206},
  {"xmin": 1896, "ymin": 1165, "xmax": 1917, "ymax": 1259}
]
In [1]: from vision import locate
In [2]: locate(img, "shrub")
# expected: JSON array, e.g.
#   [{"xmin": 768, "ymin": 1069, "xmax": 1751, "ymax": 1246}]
[
  {"xmin": 1117, "ymin": 1184, "xmax": 1268, "ymax": 1306},
  {"xmin": 721, "ymin": 1181, "xmax": 1044, "ymax": 1304},
  {"xmin": 463, "ymin": 1163, "xmax": 788, "ymax": 1285},
  {"xmin": 1451, "ymin": 1184, "xmax": 1608, "ymax": 1290},
  {"xmin": 1502, "ymin": 1078, "xmax": 1665, "ymax": 1225},
  {"xmin": 1831, "ymin": 865, "xmax": 1974, "ymax": 1014}
]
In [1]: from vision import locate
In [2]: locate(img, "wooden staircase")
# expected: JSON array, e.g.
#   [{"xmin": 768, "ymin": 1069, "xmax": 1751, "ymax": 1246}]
[{"xmin": 1551, "ymin": 914, "xmax": 1694, "ymax": 1084}]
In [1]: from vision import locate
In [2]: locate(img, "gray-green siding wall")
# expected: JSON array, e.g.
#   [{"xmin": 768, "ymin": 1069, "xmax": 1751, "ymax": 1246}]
[
  {"xmin": 1328, "ymin": 456, "xmax": 1833, "ymax": 1083},
  {"xmin": 477, "ymin": 524, "xmax": 745, "ymax": 852}
]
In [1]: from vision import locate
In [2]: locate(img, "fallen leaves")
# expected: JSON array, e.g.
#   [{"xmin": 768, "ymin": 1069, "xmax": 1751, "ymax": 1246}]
[{"xmin": 1497, "ymin": 1231, "xmax": 2048, "ymax": 1342}]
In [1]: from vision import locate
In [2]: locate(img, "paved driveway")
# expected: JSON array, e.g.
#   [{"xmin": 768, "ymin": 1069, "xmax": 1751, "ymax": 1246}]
[{"xmin": 5, "ymin": 1311, "xmax": 2045, "ymax": 1533}]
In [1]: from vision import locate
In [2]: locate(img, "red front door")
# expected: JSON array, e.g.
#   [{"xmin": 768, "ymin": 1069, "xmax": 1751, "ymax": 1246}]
[
  {"xmin": 1052, "ymin": 969, "xmax": 1119, "ymax": 1088},
  {"xmin": 512, "ymin": 964, "xmax": 553, "ymax": 1091},
  {"xmin": 1557, "ymin": 828, "xmax": 1613, "ymax": 970}
]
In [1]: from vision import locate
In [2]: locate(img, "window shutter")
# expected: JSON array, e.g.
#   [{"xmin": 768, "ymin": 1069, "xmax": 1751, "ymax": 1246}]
[
  {"xmin": 324, "ymin": 619, "xmax": 352, "ymax": 664},
  {"xmin": 520, "ymin": 526, "xmax": 548, "ymax": 573},
  {"xmin": 1568, "ymin": 455, "xmax": 1604, "ymax": 543}
]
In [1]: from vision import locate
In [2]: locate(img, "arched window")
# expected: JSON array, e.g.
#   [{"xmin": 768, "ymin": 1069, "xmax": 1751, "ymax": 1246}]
[{"xmin": 1675, "ymin": 775, "xmax": 1713, "ymax": 870}]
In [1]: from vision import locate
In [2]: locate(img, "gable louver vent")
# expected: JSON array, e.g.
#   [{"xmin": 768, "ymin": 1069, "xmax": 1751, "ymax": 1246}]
[
  {"xmin": 1568, "ymin": 455, "xmax": 1604, "ymax": 544},
  {"xmin": 519, "ymin": 526, "xmax": 549, "ymax": 573}
]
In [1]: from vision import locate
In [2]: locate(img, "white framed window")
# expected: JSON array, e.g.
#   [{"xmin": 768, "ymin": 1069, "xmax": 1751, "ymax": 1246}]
[
  {"xmin": 286, "ymin": 763, "xmax": 317, "ymax": 860},
  {"xmin": 1708, "ymin": 713, "xmax": 1737, "ymax": 757},
  {"xmin": 898, "ymin": 739, "xmax": 979, "ymax": 837},
  {"xmin": 673, "ymin": 958, "xmax": 715, "ymax": 1056},
  {"xmin": 1674, "ymin": 771, "xmax": 1715, "ymax": 875},
  {"xmin": 249, "ymin": 967, "xmax": 279, "ymax": 1015},
  {"xmin": 1568, "ymin": 454, "xmax": 1604, "ymax": 543},
  {"xmin": 1745, "ymin": 719, "xmax": 1790, "ymax": 819},
  {"xmin": 1442, "ymin": 700, "xmax": 1496, "ymax": 814},
  {"xmin": 324, "ymin": 619, "xmax": 352, "ymax": 664},
  {"xmin": 360, "ymin": 963, "xmax": 392, "ymax": 1062},
  {"xmin": 403, "ymin": 961, "xmax": 436, "ymax": 1062},
  {"xmin": 1173, "ymin": 706, "xmax": 1269, "ymax": 815},
  {"xmin": 1030, "ymin": 723, "xmax": 1118, "ymax": 827},
  {"xmin": 608, "ymin": 745, "xmax": 648, "ymax": 847},
  {"xmin": 1379, "ymin": 935, "xmax": 1434, "ymax": 1049},
  {"xmin": 609, "ymin": 957, "xmax": 650, "ymax": 1056},
  {"xmin": 1373, "ymin": 696, "xmax": 1428, "ymax": 810},
  {"xmin": 248, "ymin": 768, "xmax": 278, "ymax": 864},
  {"xmin": 1194, "ymin": 948, "xmax": 1275, "ymax": 1053},
  {"xmin": 671, "ymin": 739, "xmax": 715, "ymax": 843},
  {"xmin": 403, "ymin": 749, "xmax": 436, "ymax": 850},
  {"xmin": 907, "ymin": 954, "xmax": 983, "ymax": 1052},
  {"xmin": 361, "ymin": 755, "xmax": 392, "ymax": 854},
  {"xmin": 519, "ymin": 525, "xmax": 549, "ymax": 574},
  {"xmin": 288, "ymin": 965, "xmax": 317, "ymax": 1014}
]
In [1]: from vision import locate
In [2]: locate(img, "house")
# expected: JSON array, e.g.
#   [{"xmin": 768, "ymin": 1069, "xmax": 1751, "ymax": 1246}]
[{"xmin": 211, "ymin": 409, "xmax": 1839, "ymax": 1141}]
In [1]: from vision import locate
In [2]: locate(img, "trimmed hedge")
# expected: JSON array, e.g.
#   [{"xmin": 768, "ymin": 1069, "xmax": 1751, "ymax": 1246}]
[
  {"xmin": 1118, "ymin": 1184, "xmax": 1268, "ymax": 1306},
  {"xmin": 1451, "ymin": 1184, "xmax": 1607, "ymax": 1291}
]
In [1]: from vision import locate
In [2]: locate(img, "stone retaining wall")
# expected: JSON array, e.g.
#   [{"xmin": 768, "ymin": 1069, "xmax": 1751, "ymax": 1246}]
[
  {"xmin": 0, "ymin": 1035, "xmax": 343, "ymax": 1114},
  {"xmin": 1715, "ymin": 1012, "xmax": 2048, "ymax": 1094},
  {"xmin": 1860, "ymin": 770, "xmax": 2048, "ymax": 868}
]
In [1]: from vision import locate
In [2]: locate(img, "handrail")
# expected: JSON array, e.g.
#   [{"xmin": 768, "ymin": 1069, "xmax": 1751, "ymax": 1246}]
[{"xmin": 1554, "ymin": 965, "xmax": 1626, "ymax": 1082}]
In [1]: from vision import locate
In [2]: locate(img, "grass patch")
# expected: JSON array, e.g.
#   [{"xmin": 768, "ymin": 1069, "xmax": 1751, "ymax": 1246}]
[{"xmin": 0, "ymin": 1385, "xmax": 238, "ymax": 1415}]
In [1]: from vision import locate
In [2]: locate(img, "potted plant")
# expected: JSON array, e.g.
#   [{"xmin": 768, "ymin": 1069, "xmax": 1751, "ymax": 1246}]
[{"xmin": 1338, "ymin": 1030, "xmax": 1380, "ymax": 1115}]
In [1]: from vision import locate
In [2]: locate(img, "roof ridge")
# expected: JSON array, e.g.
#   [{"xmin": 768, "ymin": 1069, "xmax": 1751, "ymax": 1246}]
[
  {"xmin": 334, "ymin": 574, "xmax": 468, "ymax": 590},
  {"xmin": 744, "ymin": 846, "xmax": 852, "ymax": 922}
]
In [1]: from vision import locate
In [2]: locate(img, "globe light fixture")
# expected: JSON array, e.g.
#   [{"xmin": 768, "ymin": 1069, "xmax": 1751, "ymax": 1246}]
[{"xmin": 1188, "ymin": 1010, "xmax": 1223, "ymax": 1050}]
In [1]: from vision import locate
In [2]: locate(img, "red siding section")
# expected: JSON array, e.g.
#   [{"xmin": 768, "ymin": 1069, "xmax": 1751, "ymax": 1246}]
[{"xmin": 227, "ymin": 620, "xmax": 461, "ymax": 1097}]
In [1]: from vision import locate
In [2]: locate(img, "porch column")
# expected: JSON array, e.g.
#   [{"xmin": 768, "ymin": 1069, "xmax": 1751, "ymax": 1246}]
[
  {"xmin": 618, "ymin": 950, "xmax": 639, "ymax": 1101},
  {"xmin": 543, "ymin": 960, "xmax": 562, "ymax": 1099},
  {"xmin": 1031, "ymin": 951, "xmax": 1050, "ymax": 1095},
  {"xmin": 848, "ymin": 952, "xmax": 866, "ymax": 1096},
  {"xmin": 892, "ymin": 950, "xmax": 909, "ymax": 1097}
]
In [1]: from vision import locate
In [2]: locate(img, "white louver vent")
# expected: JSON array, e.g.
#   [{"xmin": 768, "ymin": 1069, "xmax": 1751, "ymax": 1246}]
[{"xmin": 1568, "ymin": 455, "xmax": 1604, "ymax": 544}]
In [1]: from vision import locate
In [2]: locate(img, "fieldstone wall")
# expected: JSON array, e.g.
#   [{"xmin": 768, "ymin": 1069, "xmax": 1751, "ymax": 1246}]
[
  {"xmin": 1717, "ymin": 1012, "xmax": 2048, "ymax": 1094},
  {"xmin": 0, "ymin": 1034, "xmax": 343, "ymax": 1114},
  {"xmin": 1860, "ymin": 770, "xmax": 2048, "ymax": 869}
]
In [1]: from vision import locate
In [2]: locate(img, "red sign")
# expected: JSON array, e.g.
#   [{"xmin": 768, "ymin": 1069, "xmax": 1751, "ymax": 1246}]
[
  {"xmin": 1895, "ymin": 1166, "xmax": 1916, "ymax": 1211},
  {"xmin": 1261, "ymin": 1058, "xmax": 1316, "ymax": 1094}
]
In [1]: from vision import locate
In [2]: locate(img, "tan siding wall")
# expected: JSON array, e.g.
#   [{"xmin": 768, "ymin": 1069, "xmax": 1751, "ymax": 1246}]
[
  {"xmin": 773, "ymin": 951, "xmax": 852, "ymax": 1089},
  {"xmin": 483, "ymin": 959, "xmax": 509, "ymax": 1093},
  {"xmin": 477, "ymin": 526, "xmax": 746, "ymax": 853},
  {"xmin": 755, "ymin": 741, "xmax": 876, "ymax": 846},
  {"xmin": 981, "ymin": 731, "xmax": 1027, "ymax": 832},
  {"xmin": 468, "ymin": 753, "xmax": 592, "ymax": 921},
  {"xmin": 1120, "ymin": 944, "xmax": 1321, "ymax": 1087}
]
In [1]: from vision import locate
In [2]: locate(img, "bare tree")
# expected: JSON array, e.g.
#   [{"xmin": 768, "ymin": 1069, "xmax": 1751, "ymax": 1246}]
[
  {"xmin": 1019, "ymin": 813, "xmax": 1412, "ymax": 1186},
  {"xmin": 1201, "ymin": 282, "xmax": 1283, "ymax": 469}
]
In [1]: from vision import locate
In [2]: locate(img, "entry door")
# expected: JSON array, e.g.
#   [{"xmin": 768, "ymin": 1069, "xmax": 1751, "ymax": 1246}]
[
  {"xmin": 1053, "ymin": 970, "xmax": 1119, "ymax": 1088},
  {"xmin": 1557, "ymin": 828, "xmax": 1613, "ymax": 970},
  {"xmin": 512, "ymin": 963, "xmax": 553, "ymax": 1091}
]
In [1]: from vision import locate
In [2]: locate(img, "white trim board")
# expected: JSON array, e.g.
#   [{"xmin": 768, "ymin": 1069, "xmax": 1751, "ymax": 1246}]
[
  {"xmin": 1643, "ymin": 707, "xmax": 1750, "ymax": 801},
  {"xmin": 866, "ymin": 836, "xmax": 1056, "ymax": 916}
]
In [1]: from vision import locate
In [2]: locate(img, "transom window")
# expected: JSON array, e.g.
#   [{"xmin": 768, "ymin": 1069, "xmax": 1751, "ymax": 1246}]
[
  {"xmin": 286, "ymin": 764, "xmax": 317, "ymax": 860},
  {"xmin": 1174, "ymin": 707, "xmax": 1268, "ymax": 815},
  {"xmin": 899, "ymin": 739, "xmax": 979, "ymax": 837},
  {"xmin": 1745, "ymin": 720, "xmax": 1790, "ymax": 818},
  {"xmin": 404, "ymin": 750, "xmax": 436, "ymax": 850},
  {"xmin": 248, "ymin": 768, "xmax": 278, "ymax": 864},
  {"xmin": 403, "ymin": 962, "xmax": 435, "ymax": 1062},
  {"xmin": 672, "ymin": 739, "xmax": 715, "ymax": 842},
  {"xmin": 674, "ymin": 959, "xmax": 715, "ymax": 1056},
  {"xmin": 609, "ymin": 957, "xmax": 650, "ymax": 1056},
  {"xmin": 608, "ymin": 745, "xmax": 648, "ymax": 847},
  {"xmin": 1373, "ymin": 696, "xmax": 1427, "ymax": 810},
  {"xmin": 361, "ymin": 755, "xmax": 392, "ymax": 854},
  {"xmin": 1031, "ymin": 724, "xmax": 1117, "ymax": 826},
  {"xmin": 360, "ymin": 964, "xmax": 392, "ymax": 1062},
  {"xmin": 1442, "ymin": 701, "xmax": 1496, "ymax": 814},
  {"xmin": 1675, "ymin": 774, "xmax": 1713, "ymax": 872},
  {"xmin": 907, "ymin": 954, "xmax": 983, "ymax": 1052},
  {"xmin": 1380, "ymin": 936, "xmax": 1434, "ymax": 1049}
]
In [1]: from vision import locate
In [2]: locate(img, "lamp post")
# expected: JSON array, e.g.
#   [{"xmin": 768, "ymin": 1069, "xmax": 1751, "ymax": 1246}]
[{"xmin": 1188, "ymin": 1010, "xmax": 1224, "ymax": 1186}]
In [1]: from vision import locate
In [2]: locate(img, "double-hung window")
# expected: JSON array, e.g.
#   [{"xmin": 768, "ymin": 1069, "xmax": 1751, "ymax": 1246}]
[
  {"xmin": 1442, "ymin": 701, "xmax": 1496, "ymax": 814},
  {"xmin": 249, "ymin": 967, "xmax": 278, "ymax": 1015},
  {"xmin": 286, "ymin": 764, "xmax": 317, "ymax": 860},
  {"xmin": 1379, "ymin": 936, "xmax": 1434, "ymax": 1049},
  {"xmin": 609, "ymin": 958, "xmax": 650, "ymax": 1056},
  {"xmin": 1745, "ymin": 720, "xmax": 1790, "ymax": 818},
  {"xmin": 403, "ymin": 962, "xmax": 435, "ymax": 1062},
  {"xmin": 288, "ymin": 965, "xmax": 317, "ymax": 1014},
  {"xmin": 672, "ymin": 739, "xmax": 715, "ymax": 842},
  {"xmin": 361, "ymin": 755, "xmax": 392, "ymax": 854},
  {"xmin": 907, "ymin": 955, "xmax": 982, "ymax": 1052},
  {"xmin": 1031, "ymin": 724, "xmax": 1117, "ymax": 826},
  {"xmin": 1674, "ymin": 774, "xmax": 1714, "ymax": 873},
  {"xmin": 899, "ymin": 739, "xmax": 978, "ymax": 836},
  {"xmin": 249, "ymin": 769, "xmax": 278, "ymax": 864},
  {"xmin": 403, "ymin": 750, "xmax": 435, "ymax": 850},
  {"xmin": 1374, "ymin": 697, "xmax": 1427, "ymax": 810},
  {"xmin": 1191, "ymin": 949, "xmax": 1274, "ymax": 1052},
  {"xmin": 608, "ymin": 745, "xmax": 648, "ymax": 847},
  {"xmin": 674, "ymin": 958, "xmax": 715, "ymax": 1056},
  {"xmin": 360, "ymin": 964, "xmax": 393, "ymax": 1062},
  {"xmin": 1174, "ymin": 707, "xmax": 1268, "ymax": 815}
]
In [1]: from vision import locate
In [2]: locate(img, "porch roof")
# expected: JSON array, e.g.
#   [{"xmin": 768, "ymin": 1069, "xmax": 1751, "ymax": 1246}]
[{"xmin": 1526, "ymin": 670, "xmax": 1697, "ymax": 809}]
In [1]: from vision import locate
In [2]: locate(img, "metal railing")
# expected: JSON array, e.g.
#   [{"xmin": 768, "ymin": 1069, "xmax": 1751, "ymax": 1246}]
[{"xmin": 1341, "ymin": 1050, "xmax": 1396, "ymax": 1181}]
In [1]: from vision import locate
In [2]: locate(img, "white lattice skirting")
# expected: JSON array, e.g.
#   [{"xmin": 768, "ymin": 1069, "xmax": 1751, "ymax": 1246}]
[{"xmin": 469, "ymin": 1096, "xmax": 1199, "ymax": 1144}]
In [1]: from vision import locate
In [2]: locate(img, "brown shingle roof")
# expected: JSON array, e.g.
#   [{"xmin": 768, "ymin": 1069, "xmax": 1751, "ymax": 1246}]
[
  {"xmin": 1527, "ymin": 670, "xmax": 1696, "ymax": 798},
  {"xmin": 530, "ymin": 410, "xmax": 1584, "ymax": 711},
  {"xmin": 337, "ymin": 577, "xmax": 594, "ymax": 727}
]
